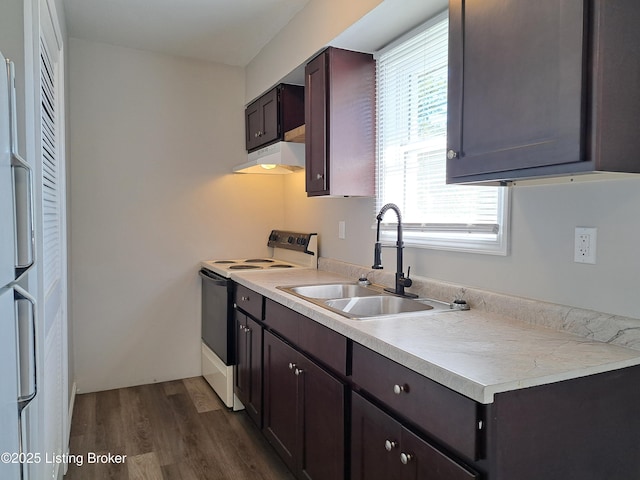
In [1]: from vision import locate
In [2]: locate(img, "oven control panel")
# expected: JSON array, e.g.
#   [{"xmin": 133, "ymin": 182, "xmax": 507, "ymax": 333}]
[{"xmin": 268, "ymin": 230, "xmax": 317, "ymax": 255}]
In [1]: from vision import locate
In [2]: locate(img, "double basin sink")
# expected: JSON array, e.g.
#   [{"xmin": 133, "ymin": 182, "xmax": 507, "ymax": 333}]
[{"xmin": 278, "ymin": 283, "xmax": 453, "ymax": 320}]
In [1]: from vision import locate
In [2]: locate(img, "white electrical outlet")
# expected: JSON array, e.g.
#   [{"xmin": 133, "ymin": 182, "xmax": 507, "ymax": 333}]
[
  {"xmin": 338, "ymin": 221, "xmax": 346, "ymax": 239},
  {"xmin": 574, "ymin": 227, "xmax": 597, "ymax": 264}
]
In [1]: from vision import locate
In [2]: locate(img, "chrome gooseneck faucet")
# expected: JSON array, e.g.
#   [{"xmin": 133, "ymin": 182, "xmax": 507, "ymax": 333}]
[{"xmin": 373, "ymin": 203, "xmax": 417, "ymax": 298}]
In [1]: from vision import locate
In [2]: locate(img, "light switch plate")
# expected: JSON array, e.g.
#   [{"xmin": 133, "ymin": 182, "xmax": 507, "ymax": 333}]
[{"xmin": 338, "ymin": 221, "xmax": 346, "ymax": 239}]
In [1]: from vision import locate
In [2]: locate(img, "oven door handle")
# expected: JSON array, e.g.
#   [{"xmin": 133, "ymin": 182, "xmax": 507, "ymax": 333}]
[{"xmin": 199, "ymin": 269, "xmax": 228, "ymax": 285}]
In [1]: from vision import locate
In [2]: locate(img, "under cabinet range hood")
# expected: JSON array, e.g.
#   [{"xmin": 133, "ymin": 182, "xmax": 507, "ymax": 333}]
[{"xmin": 233, "ymin": 141, "xmax": 305, "ymax": 174}]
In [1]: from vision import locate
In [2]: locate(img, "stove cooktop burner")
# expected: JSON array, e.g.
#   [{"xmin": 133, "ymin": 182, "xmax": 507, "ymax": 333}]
[{"xmin": 203, "ymin": 230, "xmax": 318, "ymax": 277}]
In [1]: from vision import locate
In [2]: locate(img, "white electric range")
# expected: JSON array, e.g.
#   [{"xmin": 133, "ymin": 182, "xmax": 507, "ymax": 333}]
[{"xmin": 199, "ymin": 230, "xmax": 318, "ymax": 409}]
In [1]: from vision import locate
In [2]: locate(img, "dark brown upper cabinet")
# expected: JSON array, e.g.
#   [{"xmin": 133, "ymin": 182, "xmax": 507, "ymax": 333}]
[
  {"xmin": 305, "ymin": 47, "xmax": 376, "ymax": 196},
  {"xmin": 446, "ymin": 0, "xmax": 640, "ymax": 184},
  {"xmin": 245, "ymin": 84, "xmax": 304, "ymax": 152}
]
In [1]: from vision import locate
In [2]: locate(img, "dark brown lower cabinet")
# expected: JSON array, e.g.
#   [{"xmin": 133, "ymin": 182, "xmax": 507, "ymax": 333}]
[
  {"xmin": 351, "ymin": 392, "xmax": 478, "ymax": 480},
  {"xmin": 234, "ymin": 311, "xmax": 262, "ymax": 427},
  {"xmin": 263, "ymin": 331, "xmax": 346, "ymax": 480}
]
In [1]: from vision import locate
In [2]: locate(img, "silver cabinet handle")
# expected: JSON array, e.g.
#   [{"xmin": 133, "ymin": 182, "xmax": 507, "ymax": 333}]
[
  {"xmin": 400, "ymin": 453, "xmax": 413, "ymax": 465},
  {"xmin": 316, "ymin": 173, "xmax": 323, "ymax": 180},
  {"xmin": 288, "ymin": 362, "xmax": 296, "ymax": 370},
  {"xmin": 384, "ymin": 440, "xmax": 397, "ymax": 452},
  {"xmin": 244, "ymin": 327, "xmax": 251, "ymax": 334},
  {"xmin": 294, "ymin": 368, "xmax": 303, "ymax": 376},
  {"xmin": 241, "ymin": 296, "xmax": 250, "ymax": 302},
  {"xmin": 447, "ymin": 149, "xmax": 459, "ymax": 160},
  {"xmin": 393, "ymin": 384, "xmax": 407, "ymax": 395}
]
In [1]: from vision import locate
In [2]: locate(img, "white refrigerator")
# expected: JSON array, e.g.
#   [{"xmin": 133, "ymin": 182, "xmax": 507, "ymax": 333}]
[{"xmin": 1, "ymin": 51, "xmax": 36, "ymax": 480}]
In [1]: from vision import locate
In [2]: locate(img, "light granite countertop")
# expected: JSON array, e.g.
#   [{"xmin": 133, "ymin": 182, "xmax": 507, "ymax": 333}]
[{"xmin": 221, "ymin": 265, "xmax": 640, "ymax": 404}]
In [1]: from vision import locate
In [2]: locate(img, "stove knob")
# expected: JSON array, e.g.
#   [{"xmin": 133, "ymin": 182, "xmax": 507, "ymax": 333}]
[{"xmin": 288, "ymin": 236, "xmax": 294, "ymax": 244}]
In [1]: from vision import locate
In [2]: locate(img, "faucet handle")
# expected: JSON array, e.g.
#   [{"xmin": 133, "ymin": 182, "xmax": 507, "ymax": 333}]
[{"xmin": 401, "ymin": 267, "xmax": 413, "ymax": 288}]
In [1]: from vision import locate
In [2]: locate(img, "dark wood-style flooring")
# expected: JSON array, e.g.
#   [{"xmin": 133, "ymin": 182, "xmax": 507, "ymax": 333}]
[{"xmin": 65, "ymin": 377, "xmax": 296, "ymax": 480}]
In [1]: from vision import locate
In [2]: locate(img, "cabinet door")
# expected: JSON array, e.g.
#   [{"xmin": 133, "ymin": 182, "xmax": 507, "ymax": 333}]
[
  {"xmin": 351, "ymin": 392, "xmax": 401, "ymax": 480},
  {"xmin": 263, "ymin": 331, "xmax": 299, "ymax": 473},
  {"xmin": 305, "ymin": 48, "xmax": 375, "ymax": 196},
  {"xmin": 245, "ymin": 98, "xmax": 261, "ymax": 151},
  {"xmin": 305, "ymin": 51, "xmax": 328, "ymax": 195},
  {"xmin": 447, "ymin": 0, "xmax": 586, "ymax": 182},
  {"xmin": 401, "ymin": 428, "xmax": 478, "ymax": 480},
  {"xmin": 352, "ymin": 393, "xmax": 478, "ymax": 480},
  {"xmin": 245, "ymin": 316, "xmax": 262, "ymax": 427},
  {"xmin": 234, "ymin": 312, "xmax": 249, "ymax": 404},
  {"xmin": 259, "ymin": 87, "xmax": 279, "ymax": 147},
  {"xmin": 299, "ymin": 356, "xmax": 346, "ymax": 480}
]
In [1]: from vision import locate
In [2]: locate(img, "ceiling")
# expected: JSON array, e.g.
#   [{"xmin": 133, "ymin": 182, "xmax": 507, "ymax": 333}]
[{"xmin": 62, "ymin": 0, "xmax": 310, "ymax": 66}]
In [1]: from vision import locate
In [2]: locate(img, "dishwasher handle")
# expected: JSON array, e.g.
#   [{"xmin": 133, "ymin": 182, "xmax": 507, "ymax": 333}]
[{"xmin": 199, "ymin": 268, "xmax": 228, "ymax": 286}]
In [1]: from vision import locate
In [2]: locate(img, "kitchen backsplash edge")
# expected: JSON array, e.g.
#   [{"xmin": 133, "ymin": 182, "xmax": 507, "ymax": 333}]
[{"xmin": 318, "ymin": 257, "xmax": 640, "ymax": 352}]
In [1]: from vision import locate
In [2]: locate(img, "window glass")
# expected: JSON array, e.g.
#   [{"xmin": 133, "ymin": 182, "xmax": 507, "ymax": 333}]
[{"xmin": 376, "ymin": 12, "xmax": 509, "ymax": 254}]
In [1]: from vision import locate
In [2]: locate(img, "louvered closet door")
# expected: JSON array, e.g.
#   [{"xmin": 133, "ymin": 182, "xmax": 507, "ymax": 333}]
[{"xmin": 37, "ymin": 0, "xmax": 68, "ymax": 479}]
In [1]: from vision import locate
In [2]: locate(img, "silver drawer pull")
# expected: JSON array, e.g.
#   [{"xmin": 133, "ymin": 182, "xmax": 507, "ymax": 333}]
[
  {"xmin": 393, "ymin": 384, "xmax": 407, "ymax": 395},
  {"xmin": 384, "ymin": 440, "xmax": 397, "ymax": 452},
  {"xmin": 294, "ymin": 368, "xmax": 303, "ymax": 376},
  {"xmin": 400, "ymin": 452, "xmax": 413, "ymax": 465},
  {"xmin": 241, "ymin": 296, "xmax": 250, "ymax": 301},
  {"xmin": 288, "ymin": 362, "xmax": 296, "ymax": 370}
]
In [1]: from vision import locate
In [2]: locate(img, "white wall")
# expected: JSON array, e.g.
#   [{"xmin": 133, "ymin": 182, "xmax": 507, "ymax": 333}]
[
  {"xmin": 68, "ymin": 38, "xmax": 285, "ymax": 393},
  {"xmin": 245, "ymin": 0, "xmax": 382, "ymax": 101},
  {"xmin": 283, "ymin": 173, "xmax": 640, "ymax": 319}
]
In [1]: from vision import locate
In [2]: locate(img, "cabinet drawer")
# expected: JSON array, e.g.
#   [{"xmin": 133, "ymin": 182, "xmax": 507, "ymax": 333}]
[
  {"xmin": 352, "ymin": 343, "xmax": 480, "ymax": 460},
  {"xmin": 265, "ymin": 299, "xmax": 348, "ymax": 376},
  {"xmin": 235, "ymin": 284, "xmax": 263, "ymax": 320},
  {"xmin": 298, "ymin": 315, "xmax": 347, "ymax": 376},
  {"xmin": 264, "ymin": 299, "xmax": 299, "ymax": 344}
]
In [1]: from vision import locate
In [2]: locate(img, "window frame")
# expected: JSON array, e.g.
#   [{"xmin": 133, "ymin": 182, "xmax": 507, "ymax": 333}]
[{"xmin": 374, "ymin": 11, "xmax": 510, "ymax": 256}]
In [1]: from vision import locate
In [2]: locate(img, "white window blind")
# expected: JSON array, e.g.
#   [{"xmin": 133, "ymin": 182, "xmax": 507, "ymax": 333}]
[{"xmin": 376, "ymin": 12, "xmax": 509, "ymax": 254}]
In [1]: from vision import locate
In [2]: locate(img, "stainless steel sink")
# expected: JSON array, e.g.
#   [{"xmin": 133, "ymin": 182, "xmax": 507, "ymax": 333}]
[
  {"xmin": 278, "ymin": 283, "xmax": 455, "ymax": 320},
  {"xmin": 324, "ymin": 295, "xmax": 435, "ymax": 318},
  {"xmin": 282, "ymin": 283, "xmax": 379, "ymax": 299}
]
